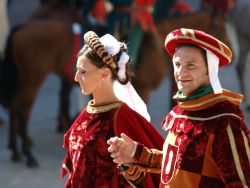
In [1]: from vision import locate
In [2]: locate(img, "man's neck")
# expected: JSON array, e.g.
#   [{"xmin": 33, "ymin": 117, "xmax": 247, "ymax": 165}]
[{"xmin": 174, "ymin": 85, "xmax": 213, "ymax": 102}]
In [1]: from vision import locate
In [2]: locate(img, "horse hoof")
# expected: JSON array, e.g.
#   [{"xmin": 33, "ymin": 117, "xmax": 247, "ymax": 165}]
[
  {"xmin": 57, "ymin": 123, "xmax": 65, "ymax": 133},
  {"xmin": 57, "ymin": 122, "xmax": 71, "ymax": 133},
  {"xmin": 246, "ymin": 105, "xmax": 250, "ymax": 111},
  {"xmin": 27, "ymin": 158, "xmax": 39, "ymax": 168},
  {"xmin": 28, "ymin": 136, "xmax": 34, "ymax": 147},
  {"xmin": 0, "ymin": 118, "xmax": 5, "ymax": 127},
  {"xmin": 11, "ymin": 153, "xmax": 23, "ymax": 162}
]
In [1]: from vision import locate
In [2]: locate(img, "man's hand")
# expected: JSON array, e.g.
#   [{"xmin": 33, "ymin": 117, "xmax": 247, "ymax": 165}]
[{"xmin": 107, "ymin": 133, "xmax": 137, "ymax": 164}]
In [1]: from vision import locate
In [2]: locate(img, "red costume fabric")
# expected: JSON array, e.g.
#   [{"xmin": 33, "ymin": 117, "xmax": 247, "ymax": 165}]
[
  {"xmin": 202, "ymin": 0, "xmax": 236, "ymax": 13},
  {"xmin": 61, "ymin": 100, "xmax": 164, "ymax": 188},
  {"xmin": 123, "ymin": 90, "xmax": 250, "ymax": 187},
  {"xmin": 89, "ymin": 0, "xmax": 108, "ymax": 22},
  {"xmin": 170, "ymin": 2, "xmax": 192, "ymax": 14},
  {"xmin": 132, "ymin": 0, "xmax": 157, "ymax": 32}
]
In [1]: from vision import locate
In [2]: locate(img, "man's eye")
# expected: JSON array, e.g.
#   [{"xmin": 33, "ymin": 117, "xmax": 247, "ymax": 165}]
[
  {"xmin": 188, "ymin": 64, "xmax": 195, "ymax": 68},
  {"xmin": 175, "ymin": 63, "xmax": 180, "ymax": 68}
]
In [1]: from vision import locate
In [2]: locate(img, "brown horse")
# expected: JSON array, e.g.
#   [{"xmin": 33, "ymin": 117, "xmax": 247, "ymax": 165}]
[
  {"xmin": 30, "ymin": 2, "xmax": 107, "ymax": 133},
  {"xmin": 0, "ymin": 1, "xmax": 103, "ymax": 167},
  {"xmin": 3, "ymin": 20, "xmax": 76, "ymax": 167},
  {"xmin": 0, "ymin": 10, "xmax": 229, "ymax": 167},
  {"xmin": 33, "ymin": 0, "xmax": 106, "ymax": 140}
]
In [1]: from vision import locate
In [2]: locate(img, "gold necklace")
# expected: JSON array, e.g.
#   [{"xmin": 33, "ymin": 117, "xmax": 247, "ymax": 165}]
[{"xmin": 86, "ymin": 100, "xmax": 122, "ymax": 114}]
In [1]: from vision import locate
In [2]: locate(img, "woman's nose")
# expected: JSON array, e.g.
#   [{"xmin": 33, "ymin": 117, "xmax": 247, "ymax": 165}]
[{"xmin": 74, "ymin": 72, "xmax": 79, "ymax": 82}]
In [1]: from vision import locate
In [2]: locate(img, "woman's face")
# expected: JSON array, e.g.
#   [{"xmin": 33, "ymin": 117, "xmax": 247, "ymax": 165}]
[{"xmin": 74, "ymin": 55, "xmax": 104, "ymax": 95}]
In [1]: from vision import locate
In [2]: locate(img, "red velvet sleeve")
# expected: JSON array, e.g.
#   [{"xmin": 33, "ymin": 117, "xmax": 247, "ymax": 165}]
[
  {"xmin": 113, "ymin": 103, "xmax": 165, "ymax": 187},
  {"xmin": 114, "ymin": 103, "xmax": 164, "ymax": 150},
  {"xmin": 212, "ymin": 118, "xmax": 250, "ymax": 187},
  {"xmin": 61, "ymin": 151, "xmax": 72, "ymax": 178}
]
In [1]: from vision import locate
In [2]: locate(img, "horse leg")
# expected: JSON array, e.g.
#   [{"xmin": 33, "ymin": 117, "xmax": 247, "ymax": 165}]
[
  {"xmin": 15, "ymin": 83, "xmax": 44, "ymax": 167},
  {"xmin": 8, "ymin": 92, "xmax": 33, "ymax": 164},
  {"xmin": 0, "ymin": 117, "xmax": 4, "ymax": 127},
  {"xmin": 57, "ymin": 78, "xmax": 73, "ymax": 132},
  {"xmin": 8, "ymin": 105, "xmax": 22, "ymax": 162},
  {"xmin": 19, "ymin": 107, "xmax": 38, "ymax": 167}
]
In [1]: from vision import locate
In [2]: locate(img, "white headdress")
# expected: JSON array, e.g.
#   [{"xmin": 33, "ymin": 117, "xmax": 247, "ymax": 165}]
[
  {"xmin": 205, "ymin": 48, "xmax": 223, "ymax": 94},
  {"xmin": 100, "ymin": 34, "xmax": 150, "ymax": 121}
]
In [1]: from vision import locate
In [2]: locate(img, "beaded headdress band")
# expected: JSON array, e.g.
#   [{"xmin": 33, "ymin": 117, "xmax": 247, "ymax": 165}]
[{"xmin": 83, "ymin": 31, "xmax": 117, "ymax": 69}]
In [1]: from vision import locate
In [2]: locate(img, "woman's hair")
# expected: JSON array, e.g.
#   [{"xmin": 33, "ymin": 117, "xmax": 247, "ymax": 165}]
[{"xmin": 77, "ymin": 43, "xmax": 133, "ymax": 85}]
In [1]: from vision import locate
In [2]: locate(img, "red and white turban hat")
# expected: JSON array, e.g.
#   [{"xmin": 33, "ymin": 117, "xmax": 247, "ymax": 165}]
[{"xmin": 165, "ymin": 28, "xmax": 232, "ymax": 93}]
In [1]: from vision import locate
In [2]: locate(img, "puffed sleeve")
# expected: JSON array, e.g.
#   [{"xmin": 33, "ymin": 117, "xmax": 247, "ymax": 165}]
[
  {"xmin": 212, "ymin": 118, "xmax": 250, "ymax": 187},
  {"xmin": 122, "ymin": 143, "xmax": 163, "ymax": 187}
]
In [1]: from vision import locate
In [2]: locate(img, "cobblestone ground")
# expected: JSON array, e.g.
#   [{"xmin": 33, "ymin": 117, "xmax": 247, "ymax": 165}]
[{"xmin": 0, "ymin": 0, "xmax": 249, "ymax": 187}]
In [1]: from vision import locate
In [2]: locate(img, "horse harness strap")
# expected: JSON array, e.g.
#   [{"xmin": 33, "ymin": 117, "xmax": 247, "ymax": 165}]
[{"xmin": 113, "ymin": 4, "xmax": 154, "ymax": 14}]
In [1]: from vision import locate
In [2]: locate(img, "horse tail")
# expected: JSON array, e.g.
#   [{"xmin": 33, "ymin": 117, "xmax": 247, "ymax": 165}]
[{"xmin": 0, "ymin": 25, "xmax": 22, "ymax": 108}]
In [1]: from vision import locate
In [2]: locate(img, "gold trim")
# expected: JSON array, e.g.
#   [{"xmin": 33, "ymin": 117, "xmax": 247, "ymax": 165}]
[
  {"xmin": 167, "ymin": 35, "xmax": 232, "ymax": 63},
  {"xmin": 169, "ymin": 111, "xmax": 242, "ymax": 121},
  {"xmin": 179, "ymin": 94, "xmax": 243, "ymax": 109},
  {"xmin": 226, "ymin": 125, "xmax": 247, "ymax": 186},
  {"xmin": 181, "ymin": 28, "xmax": 195, "ymax": 38},
  {"xmin": 86, "ymin": 100, "xmax": 122, "ymax": 114},
  {"xmin": 177, "ymin": 90, "xmax": 244, "ymax": 111},
  {"xmin": 241, "ymin": 130, "xmax": 250, "ymax": 164}
]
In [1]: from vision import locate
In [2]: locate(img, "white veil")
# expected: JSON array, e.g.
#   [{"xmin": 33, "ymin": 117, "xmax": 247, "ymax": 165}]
[{"xmin": 100, "ymin": 34, "xmax": 151, "ymax": 122}]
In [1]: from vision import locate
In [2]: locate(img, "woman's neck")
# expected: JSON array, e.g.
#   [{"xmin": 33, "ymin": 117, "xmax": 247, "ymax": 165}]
[{"xmin": 92, "ymin": 88, "xmax": 120, "ymax": 106}]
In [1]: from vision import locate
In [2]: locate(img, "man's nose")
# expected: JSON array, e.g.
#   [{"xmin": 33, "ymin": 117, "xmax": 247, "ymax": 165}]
[{"xmin": 177, "ymin": 66, "xmax": 186, "ymax": 75}]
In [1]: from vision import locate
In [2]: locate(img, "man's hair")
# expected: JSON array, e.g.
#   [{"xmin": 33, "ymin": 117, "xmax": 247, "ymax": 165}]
[{"xmin": 176, "ymin": 43, "xmax": 208, "ymax": 65}]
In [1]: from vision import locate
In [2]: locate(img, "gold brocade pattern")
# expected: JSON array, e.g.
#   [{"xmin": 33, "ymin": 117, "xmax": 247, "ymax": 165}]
[{"xmin": 86, "ymin": 100, "xmax": 122, "ymax": 114}]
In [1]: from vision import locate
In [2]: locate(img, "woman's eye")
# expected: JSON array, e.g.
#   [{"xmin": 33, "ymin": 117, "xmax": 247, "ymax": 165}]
[{"xmin": 77, "ymin": 69, "xmax": 85, "ymax": 74}]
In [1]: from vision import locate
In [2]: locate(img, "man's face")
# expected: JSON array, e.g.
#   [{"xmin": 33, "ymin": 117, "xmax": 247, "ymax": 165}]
[{"xmin": 172, "ymin": 46, "xmax": 210, "ymax": 96}]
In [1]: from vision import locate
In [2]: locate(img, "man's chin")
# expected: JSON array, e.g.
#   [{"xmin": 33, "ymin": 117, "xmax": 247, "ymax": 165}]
[{"xmin": 179, "ymin": 88, "xmax": 191, "ymax": 96}]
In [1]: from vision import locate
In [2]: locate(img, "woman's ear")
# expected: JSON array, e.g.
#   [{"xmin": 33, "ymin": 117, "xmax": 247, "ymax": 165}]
[{"xmin": 101, "ymin": 67, "xmax": 111, "ymax": 79}]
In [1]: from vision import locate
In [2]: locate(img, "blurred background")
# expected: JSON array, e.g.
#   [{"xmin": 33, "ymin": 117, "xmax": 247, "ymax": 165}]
[{"xmin": 0, "ymin": 0, "xmax": 249, "ymax": 187}]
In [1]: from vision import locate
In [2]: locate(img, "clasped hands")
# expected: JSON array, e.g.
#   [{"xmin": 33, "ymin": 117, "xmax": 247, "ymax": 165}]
[{"xmin": 107, "ymin": 133, "xmax": 137, "ymax": 164}]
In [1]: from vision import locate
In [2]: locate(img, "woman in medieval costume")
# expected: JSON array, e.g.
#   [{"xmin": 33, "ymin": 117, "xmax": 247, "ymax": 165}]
[{"xmin": 61, "ymin": 31, "xmax": 164, "ymax": 187}]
